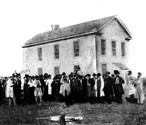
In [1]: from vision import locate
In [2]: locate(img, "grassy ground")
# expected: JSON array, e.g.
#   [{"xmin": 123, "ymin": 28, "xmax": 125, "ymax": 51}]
[{"xmin": 0, "ymin": 101, "xmax": 146, "ymax": 125}]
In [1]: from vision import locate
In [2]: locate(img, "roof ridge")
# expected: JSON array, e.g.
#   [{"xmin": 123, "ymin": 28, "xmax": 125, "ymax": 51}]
[
  {"xmin": 24, "ymin": 15, "xmax": 130, "ymax": 48},
  {"xmin": 41, "ymin": 15, "xmax": 116, "ymax": 34}
]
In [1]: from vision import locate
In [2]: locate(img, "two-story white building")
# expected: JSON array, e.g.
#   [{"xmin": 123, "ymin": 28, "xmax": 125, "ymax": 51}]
[{"xmin": 22, "ymin": 15, "xmax": 132, "ymax": 79}]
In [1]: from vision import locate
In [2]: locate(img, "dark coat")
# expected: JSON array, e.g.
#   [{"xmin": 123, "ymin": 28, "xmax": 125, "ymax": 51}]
[
  {"xmin": 114, "ymin": 76, "xmax": 124, "ymax": 95},
  {"xmin": 82, "ymin": 78, "xmax": 87, "ymax": 97},
  {"xmin": 90, "ymin": 78, "xmax": 95, "ymax": 91},
  {"xmin": 70, "ymin": 78, "xmax": 81, "ymax": 102},
  {"xmin": 103, "ymin": 76, "xmax": 113, "ymax": 93}
]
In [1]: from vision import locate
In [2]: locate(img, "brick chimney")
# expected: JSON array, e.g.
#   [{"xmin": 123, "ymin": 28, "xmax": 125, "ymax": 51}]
[{"xmin": 51, "ymin": 24, "xmax": 60, "ymax": 30}]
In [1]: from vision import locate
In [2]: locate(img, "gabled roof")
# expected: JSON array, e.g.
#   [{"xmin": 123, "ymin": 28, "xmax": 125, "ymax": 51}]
[{"xmin": 23, "ymin": 15, "xmax": 132, "ymax": 48}]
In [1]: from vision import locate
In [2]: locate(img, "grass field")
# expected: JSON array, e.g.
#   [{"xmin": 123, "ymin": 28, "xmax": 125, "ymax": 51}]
[{"xmin": 0, "ymin": 100, "xmax": 146, "ymax": 125}]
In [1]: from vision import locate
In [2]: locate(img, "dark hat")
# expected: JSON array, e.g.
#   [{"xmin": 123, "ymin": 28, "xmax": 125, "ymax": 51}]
[
  {"xmin": 44, "ymin": 73, "xmax": 49, "ymax": 77},
  {"xmin": 114, "ymin": 70, "xmax": 120, "ymax": 74},
  {"xmin": 111, "ymin": 74, "xmax": 115, "ymax": 77},
  {"xmin": 25, "ymin": 74, "xmax": 29, "ymax": 78},
  {"xmin": 62, "ymin": 72, "xmax": 66, "ymax": 76},
  {"xmin": 48, "ymin": 74, "xmax": 51, "ymax": 77},
  {"xmin": 85, "ymin": 74, "xmax": 91, "ymax": 77},
  {"xmin": 97, "ymin": 73, "xmax": 101, "ymax": 77},
  {"xmin": 128, "ymin": 70, "xmax": 132, "ymax": 74},
  {"xmin": 138, "ymin": 72, "xmax": 142, "ymax": 75},
  {"xmin": 92, "ymin": 73, "xmax": 97, "ymax": 76},
  {"xmin": 35, "ymin": 75, "xmax": 39, "ymax": 79},
  {"xmin": 105, "ymin": 71, "xmax": 110, "ymax": 75},
  {"xmin": 78, "ymin": 75, "xmax": 83, "ymax": 78}
]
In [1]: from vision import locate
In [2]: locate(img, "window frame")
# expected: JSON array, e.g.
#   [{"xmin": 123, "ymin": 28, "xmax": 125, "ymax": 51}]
[
  {"xmin": 102, "ymin": 63, "xmax": 107, "ymax": 74},
  {"xmin": 101, "ymin": 39, "xmax": 106, "ymax": 55},
  {"xmin": 73, "ymin": 41, "xmax": 80, "ymax": 57},
  {"xmin": 54, "ymin": 44, "xmax": 59, "ymax": 59},
  {"xmin": 38, "ymin": 47, "xmax": 42, "ymax": 61},
  {"xmin": 74, "ymin": 65, "xmax": 80, "ymax": 74},
  {"xmin": 38, "ymin": 67, "xmax": 43, "ymax": 75},
  {"xmin": 54, "ymin": 66, "xmax": 60, "ymax": 75},
  {"xmin": 111, "ymin": 40, "xmax": 116, "ymax": 56},
  {"xmin": 121, "ymin": 42, "xmax": 126, "ymax": 57}
]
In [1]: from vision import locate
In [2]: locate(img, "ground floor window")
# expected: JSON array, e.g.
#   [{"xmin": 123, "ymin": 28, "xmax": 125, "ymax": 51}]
[
  {"xmin": 102, "ymin": 64, "xmax": 107, "ymax": 74},
  {"xmin": 74, "ymin": 65, "xmax": 79, "ymax": 74},
  {"xmin": 38, "ymin": 68, "xmax": 43, "ymax": 75},
  {"xmin": 54, "ymin": 67, "xmax": 60, "ymax": 76}
]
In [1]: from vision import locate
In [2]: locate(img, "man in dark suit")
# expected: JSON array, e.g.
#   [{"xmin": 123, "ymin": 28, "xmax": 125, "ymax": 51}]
[
  {"xmin": 114, "ymin": 70, "xmax": 125, "ymax": 104},
  {"xmin": 103, "ymin": 71, "xmax": 113, "ymax": 104}
]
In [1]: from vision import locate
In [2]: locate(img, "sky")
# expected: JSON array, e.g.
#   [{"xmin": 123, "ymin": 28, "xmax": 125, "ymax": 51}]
[{"xmin": 0, "ymin": 0, "xmax": 145, "ymax": 76}]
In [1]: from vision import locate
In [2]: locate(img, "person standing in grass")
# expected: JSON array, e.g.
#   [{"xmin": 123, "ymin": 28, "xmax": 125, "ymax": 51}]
[
  {"xmin": 5, "ymin": 76, "xmax": 16, "ymax": 106},
  {"xmin": 103, "ymin": 71, "xmax": 113, "ymax": 104},
  {"xmin": 127, "ymin": 70, "xmax": 137, "ymax": 102},
  {"xmin": 28, "ymin": 76, "xmax": 35, "ymax": 104},
  {"xmin": 95, "ymin": 73, "xmax": 105, "ymax": 103},
  {"xmin": 51, "ymin": 76, "xmax": 60, "ymax": 102},
  {"xmin": 60, "ymin": 76, "xmax": 71, "ymax": 106},
  {"xmin": 34, "ymin": 76, "xmax": 43, "ymax": 105},
  {"xmin": 114, "ymin": 70, "xmax": 125, "ymax": 104},
  {"xmin": 135, "ymin": 72, "xmax": 145, "ymax": 104}
]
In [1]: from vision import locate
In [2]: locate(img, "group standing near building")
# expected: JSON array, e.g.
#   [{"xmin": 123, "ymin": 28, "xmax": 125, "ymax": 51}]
[{"xmin": 0, "ymin": 67, "xmax": 145, "ymax": 107}]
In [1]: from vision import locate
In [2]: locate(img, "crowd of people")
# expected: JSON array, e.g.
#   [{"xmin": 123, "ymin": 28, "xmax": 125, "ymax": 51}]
[{"xmin": 0, "ymin": 68, "xmax": 145, "ymax": 107}]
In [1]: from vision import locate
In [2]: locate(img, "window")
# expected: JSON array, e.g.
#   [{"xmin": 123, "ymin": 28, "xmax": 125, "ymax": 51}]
[
  {"xmin": 121, "ymin": 42, "xmax": 125, "ymax": 57},
  {"xmin": 112, "ymin": 41, "xmax": 116, "ymax": 56},
  {"xmin": 102, "ymin": 64, "xmax": 107, "ymax": 74},
  {"xmin": 38, "ymin": 47, "xmax": 42, "ymax": 61},
  {"xmin": 38, "ymin": 68, "xmax": 43, "ymax": 75},
  {"xmin": 74, "ymin": 41, "xmax": 79, "ymax": 56},
  {"xmin": 101, "ymin": 39, "xmax": 106, "ymax": 55},
  {"xmin": 54, "ymin": 67, "xmax": 60, "ymax": 75},
  {"xmin": 54, "ymin": 44, "xmax": 59, "ymax": 59},
  {"xmin": 74, "ymin": 65, "xmax": 79, "ymax": 74}
]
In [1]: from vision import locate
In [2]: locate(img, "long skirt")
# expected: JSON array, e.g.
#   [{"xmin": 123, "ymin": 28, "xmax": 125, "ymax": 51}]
[{"xmin": 136, "ymin": 86, "xmax": 145, "ymax": 104}]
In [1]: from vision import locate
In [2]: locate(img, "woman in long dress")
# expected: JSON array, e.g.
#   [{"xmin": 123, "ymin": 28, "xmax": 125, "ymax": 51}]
[
  {"xmin": 135, "ymin": 72, "xmax": 145, "ymax": 104},
  {"xmin": 127, "ymin": 70, "xmax": 137, "ymax": 98},
  {"xmin": 34, "ymin": 76, "xmax": 43, "ymax": 104},
  {"xmin": 5, "ymin": 77, "xmax": 16, "ymax": 106}
]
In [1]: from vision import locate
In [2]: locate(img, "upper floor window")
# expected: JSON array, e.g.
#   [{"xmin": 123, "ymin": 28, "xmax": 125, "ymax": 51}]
[
  {"xmin": 112, "ymin": 40, "xmax": 116, "ymax": 56},
  {"xmin": 38, "ymin": 47, "xmax": 42, "ymax": 61},
  {"xmin": 121, "ymin": 42, "xmax": 125, "ymax": 57},
  {"xmin": 74, "ymin": 41, "xmax": 79, "ymax": 57},
  {"xmin": 54, "ymin": 44, "xmax": 59, "ymax": 59},
  {"xmin": 101, "ymin": 39, "xmax": 106, "ymax": 55}
]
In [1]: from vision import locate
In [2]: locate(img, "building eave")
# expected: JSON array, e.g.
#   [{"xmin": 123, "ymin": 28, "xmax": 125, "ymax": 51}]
[
  {"xmin": 96, "ymin": 15, "xmax": 132, "ymax": 40},
  {"xmin": 114, "ymin": 16, "xmax": 132, "ymax": 39},
  {"xmin": 22, "ymin": 31, "xmax": 97, "ymax": 48},
  {"xmin": 22, "ymin": 15, "xmax": 132, "ymax": 48}
]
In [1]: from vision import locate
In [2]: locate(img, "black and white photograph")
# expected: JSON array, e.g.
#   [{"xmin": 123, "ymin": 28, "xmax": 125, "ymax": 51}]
[{"xmin": 0, "ymin": 0, "xmax": 146, "ymax": 124}]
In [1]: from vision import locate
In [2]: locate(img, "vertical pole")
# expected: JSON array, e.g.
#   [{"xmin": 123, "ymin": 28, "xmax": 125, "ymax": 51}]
[
  {"xmin": 95, "ymin": 34, "xmax": 98, "ymax": 73},
  {"xmin": 60, "ymin": 113, "xmax": 66, "ymax": 125}
]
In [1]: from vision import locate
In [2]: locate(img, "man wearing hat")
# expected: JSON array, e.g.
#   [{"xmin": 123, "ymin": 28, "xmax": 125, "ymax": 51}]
[
  {"xmin": 90, "ymin": 73, "xmax": 97, "ymax": 103},
  {"xmin": 103, "ymin": 71, "xmax": 113, "ymax": 104},
  {"xmin": 96, "ymin": 73, "xmax": 105, "ymax": 103},
  {"xmin": 114, "ymin": 70, "xmax": 125, "ymax": 104},
  {"xmin": 85, "ymin": 74, "xmax": 93, "ymax": 103}
]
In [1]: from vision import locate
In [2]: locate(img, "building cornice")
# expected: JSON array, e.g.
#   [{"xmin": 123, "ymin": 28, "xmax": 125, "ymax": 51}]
[{"xmin": 22, "ymin": 31, "xmax": 97, "ymax": 48}]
